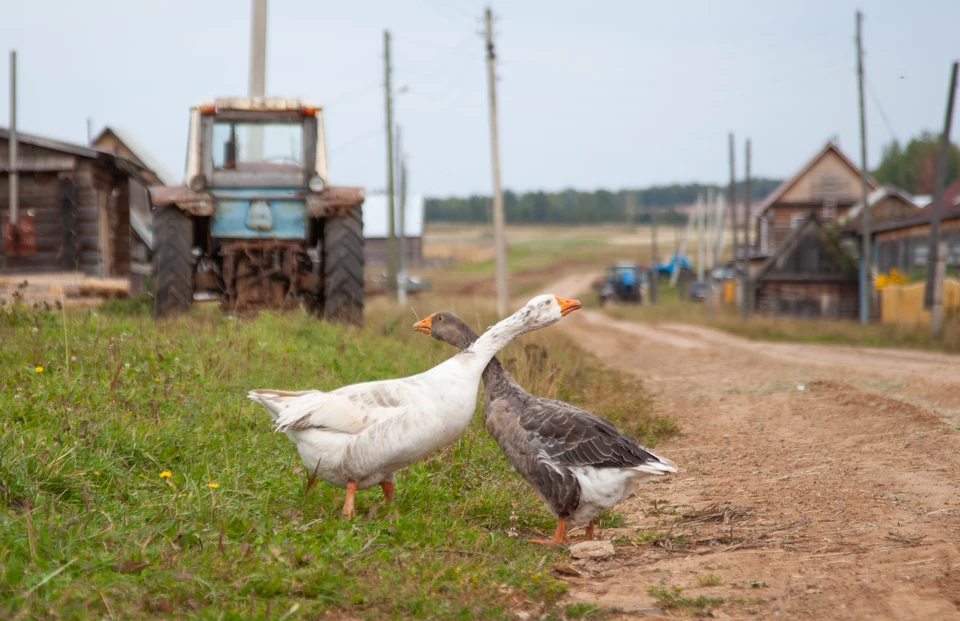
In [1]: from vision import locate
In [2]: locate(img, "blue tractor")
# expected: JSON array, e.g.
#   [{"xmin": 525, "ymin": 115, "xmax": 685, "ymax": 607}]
[
  {"xmin": 140, "ymin": 98, "xmax": 366, "ymax": 324},
  {"xmin": 598, "ymin": 261, "xmax": 648, "ymax": 306}
]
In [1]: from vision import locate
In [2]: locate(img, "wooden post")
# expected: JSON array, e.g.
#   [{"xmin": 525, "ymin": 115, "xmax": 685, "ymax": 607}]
[
  {"xmin": 650, "ymin": 205, "xmax": 658, "ymax": 303},
  {"xmin": 59, "ymin": 178, "xmax": 77, "ymax": 270},
  {"xmin": 856, "ymin": 10, "xmax": 872, "ymax": 324},
  {"xmin": 931, "ymin": 241, "xmax": 947, "ymax": 336},
  {"xmin": 248, "ymin": 0, "xmax": 267, "ymax": 160},
  {"xmin": 384, "ymin": 30, "xmax": 398, "ymax": 299},
  {"xmin": 924, "ymin": 61, "xmax": 958, "ymax": 309},
  {"xmin": 9, "ymin": 50, "xmax": 18, "ymax": 226},
  {"xmin": 397, "ymin": 126, "xmax": 407, "ymax": 307},
  {"xmin": 485, "ymin": 7, "xmax": 508, "ymax": 318},
  {"xmin": 743, "ymin": 139, "xmax": 752, "ymax": 318}
]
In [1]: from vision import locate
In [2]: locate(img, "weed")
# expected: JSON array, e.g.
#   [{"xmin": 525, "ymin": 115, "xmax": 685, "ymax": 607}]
[
  {"xmin": 696, "ymin": 574, "xmax": 722, "ymax": 587},
  {"xmin": 564, "ymin": 602, "xmax": 602, "ymax": 618},
  {"xmin": 647, "ymin": 585, "xmax": 723, "ymax": 612}
]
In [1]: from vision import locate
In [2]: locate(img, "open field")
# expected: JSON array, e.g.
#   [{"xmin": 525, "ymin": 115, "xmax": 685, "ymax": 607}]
[{"xmin": 0, "ymin": 293, "xmax": 675, "ymax": 620}]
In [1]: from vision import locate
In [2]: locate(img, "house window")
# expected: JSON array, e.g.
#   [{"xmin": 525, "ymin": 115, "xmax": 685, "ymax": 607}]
[
  {"xmin": 914, "ymin": 245, "xmax": 929, "ymax": 267},
  {"xmin": 791, "ymin": 215, "xmax": 805, "ymax": 230},
  {"xmin": 949, "ymin": 244, "xmax": 960, "ymax": 266}
]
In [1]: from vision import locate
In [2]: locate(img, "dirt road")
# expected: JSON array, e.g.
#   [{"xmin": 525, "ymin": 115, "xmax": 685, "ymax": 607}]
[{"xmin": 541, "ymin": 274, "xmax": 960, "ymax": 619}]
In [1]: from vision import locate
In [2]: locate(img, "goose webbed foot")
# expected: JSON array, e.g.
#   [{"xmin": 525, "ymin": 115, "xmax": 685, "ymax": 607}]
[
  {"xmin": 341, "ymin": 481, "xmax": 358, "ymax": 518},
  {"xmin": 530, "ymin": 517, "xmax": 568, "ymax": 546},
  {"xmin": 584, "ymin": 521, "xmax": 595, "ymax": 541},
  {"xmin": 380, "ymin": 481, "xmax": 395, "ymax": 504}
]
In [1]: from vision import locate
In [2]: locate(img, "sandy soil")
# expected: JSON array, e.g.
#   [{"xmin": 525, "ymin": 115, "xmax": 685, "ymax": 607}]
[{"xmin": 538, "ymin": 274, "xmax": 960, "ymax": 620}]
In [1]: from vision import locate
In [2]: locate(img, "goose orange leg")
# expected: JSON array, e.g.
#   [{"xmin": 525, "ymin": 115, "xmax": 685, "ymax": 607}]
[
  {"xmin": 341, "ymin": 481, "xmax": 358, "ymax": 518},
  {"xmin": 380, "ymin": 481, "xmax": 395, "ymax": 504},
  {"xmin": 585, "ymin": 521, "xmax": 595, "ymax": 541},
  {"xmin": 530, "ymin": 517, "xmax": 568, "ymax": 546}
]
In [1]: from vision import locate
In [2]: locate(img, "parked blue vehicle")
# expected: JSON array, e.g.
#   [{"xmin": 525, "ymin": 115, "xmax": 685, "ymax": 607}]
[
  {"xmin": 139, "ymin": 98, "xmax": 366, "ymax": 324},
  {"xmin": 655, "ymin": 252, "xmax": 693, "ymax": 277}
]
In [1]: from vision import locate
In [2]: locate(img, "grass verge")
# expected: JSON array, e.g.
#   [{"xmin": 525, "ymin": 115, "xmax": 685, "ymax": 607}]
[{"xmin": 0, "ymin": 295, "xmax": 675, "ymax": 619}]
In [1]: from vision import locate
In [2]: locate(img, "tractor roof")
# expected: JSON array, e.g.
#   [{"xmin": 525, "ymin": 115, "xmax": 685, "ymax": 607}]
[{"xmin": 192, "ymin": 97, "xmax": 323, "ymax": 113}]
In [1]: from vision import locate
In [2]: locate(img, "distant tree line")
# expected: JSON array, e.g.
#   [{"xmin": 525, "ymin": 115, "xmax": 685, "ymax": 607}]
[
  {"xmin": 424, "ymin": 179, "xmax": 783, "ymax": 225},
  {"xmin": 873, "ymin": 132, "xmax": 960, "ymax": 195}
]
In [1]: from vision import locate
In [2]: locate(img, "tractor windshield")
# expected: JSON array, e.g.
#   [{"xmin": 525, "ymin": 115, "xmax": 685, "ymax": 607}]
[{"xmin": 212, "ymin": 121, "xmax": 305, "ymax": 172}]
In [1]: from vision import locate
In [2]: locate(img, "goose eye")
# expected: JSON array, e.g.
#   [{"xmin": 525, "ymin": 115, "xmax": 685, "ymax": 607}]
[{"xmin": 436, "ymin": 315, "xmax": 444, "ymax": 322}]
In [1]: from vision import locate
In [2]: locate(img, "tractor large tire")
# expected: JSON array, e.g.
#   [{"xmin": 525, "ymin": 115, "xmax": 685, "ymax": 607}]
[
  {"xmin": 151, "ymin": 204, "xmax": 194, "ymax": 317},
  {"xmin": 322, "ymin": 207, "xmax": 364, "ymax": 326}
]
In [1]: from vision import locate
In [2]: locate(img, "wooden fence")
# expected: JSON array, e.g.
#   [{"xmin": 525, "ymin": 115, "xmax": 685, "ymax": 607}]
[{"xmin": 879, "ymin": 279, "xmax": 960, "ymax": 325}]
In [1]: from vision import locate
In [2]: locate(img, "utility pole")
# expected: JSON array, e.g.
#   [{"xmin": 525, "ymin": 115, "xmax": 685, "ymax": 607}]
[
  {"xmin": 86, "ymin": 118, "xmax": 93, "ymax": 144},
  {"xmin": 384, "ymin": 30, "xmax": 398, "ymax": 299},
  {"xmin": 486, "ymin": 7, "xmax": 508, "ymax": 318},
  {"xmin": 856, "ymin": 10, "xmax": 872, "ymax": 325},
  {"xmin": 743, "ymin": 139, "xmax": 752, "ymax": 318},
  {"xmin": 8, "ymin": 50, "xmax": 18, "ymax": 228},
  {"xmin": 397, "ymin": 125, "xmax": 408, "ymax": 306},
  {"xmin": 924, "ymin": 61, "xmax": 958, "ymax": 315},
  {"xmin": 248, "ymin": 0, "xmax": 267, "ymax": 160},
  {"xmin": 696, "ymin": 194, "xmax": 705, "ymax": 281},
  {"xmin": 650, "ymin": 202, "xmax": 659, "ymax": 304},
  {"xmin": 728, "ymin": 133, "xmax": 737, "ymax": 276},
  {"xmin": 625, "ymin": 192, "xmax": 635, "ymax": 230}
]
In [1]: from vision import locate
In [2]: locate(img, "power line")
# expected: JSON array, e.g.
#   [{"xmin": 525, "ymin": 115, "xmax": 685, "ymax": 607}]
[
  {"xmin": 419, "ymin": 0, "xmax": 475, "ymax": 28},
  {"xmin": 865, "ymin": 75, "xmax": 898, "ymax": 142}
]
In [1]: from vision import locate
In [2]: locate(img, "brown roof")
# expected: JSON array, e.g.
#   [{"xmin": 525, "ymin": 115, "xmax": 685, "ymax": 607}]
[
  {"xmin": 911, "ymin": 178, "xmax": 960, "ymax": 218},
  {"xmin": 757, "ymin": 140, "xmax": 877, "ymax": 215}
]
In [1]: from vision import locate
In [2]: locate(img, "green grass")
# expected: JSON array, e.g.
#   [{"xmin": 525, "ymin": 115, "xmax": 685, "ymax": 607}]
[
  {"xmin": 647, "ymin": 586, "xmax": 722, "ymax": 612},
  {"xmin": 0, "ymin": 296, "xmax": 676, "ymax": 619}
]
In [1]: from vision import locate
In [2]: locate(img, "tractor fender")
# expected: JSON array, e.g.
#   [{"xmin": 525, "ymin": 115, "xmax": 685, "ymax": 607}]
[
  {"xmin": 306, "ymin": 185, "xmax": 365, "ymax": 218},
  {"xmin": 148, "ymin": 185, "xmax": 214, "ymax": 217}
]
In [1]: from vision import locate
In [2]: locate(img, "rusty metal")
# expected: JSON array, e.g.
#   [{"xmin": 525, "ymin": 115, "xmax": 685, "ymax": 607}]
[
  {"xmin": 218, "ymin": 239, "xmax": 306, "ymax": 312},
  {"xmin": 306, "ymin": 185, "xmax": 365, "ymax": 218},
  {"xmin": 2, "ymin": 213, "xmax": 36, "ymax": 256},
  {"xmin": 148, "ymin": 185, "xmax": 214, "ymax": 216}
]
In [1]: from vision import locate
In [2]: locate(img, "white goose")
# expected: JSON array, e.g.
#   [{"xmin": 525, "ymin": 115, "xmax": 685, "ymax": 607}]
[{"xmin": 248, "ymin": 293, "xmax": 582, "ymax": 517}]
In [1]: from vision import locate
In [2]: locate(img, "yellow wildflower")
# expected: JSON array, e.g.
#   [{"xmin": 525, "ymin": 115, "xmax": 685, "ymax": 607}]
[
  {"xmin": 35, "ymin": 366, "xmax": 44, "ymax": 373},
  {"xmin": 94, "ymin": 471, "xmax": 100, "ymax": 476},
  {"xmin": 207, "ymin": 482, "xmax": 219, "ymax": 489},
  {"xmin": 154, "ymin": 377, "xmax": 161, "ymax": 382},
  {"xmin": 160, "ymin": 470, "xmax": 172, "ymax": 479}
]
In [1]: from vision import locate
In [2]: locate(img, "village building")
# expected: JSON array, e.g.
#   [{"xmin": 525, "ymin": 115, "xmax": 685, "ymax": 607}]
[
  {"xmin": 751, "ymin": 212, "xmax": 859, "ymax": 319},
  {"xmin": 755, "ymin": 140, "xmax": 877, "ymax": 254},
  {"xmin": 1, "ymin": 128, "xmax": 145, "ymax": 277}
]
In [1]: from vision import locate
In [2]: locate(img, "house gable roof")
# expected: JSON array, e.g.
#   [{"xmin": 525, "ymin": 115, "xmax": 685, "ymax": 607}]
[
  {"xmin": 92, "ymin": 126, "xmax": 178, "ymax": 186},
  {"xmin": 758, "ymin": 140, "xmax": 877, "ymax": 215}
]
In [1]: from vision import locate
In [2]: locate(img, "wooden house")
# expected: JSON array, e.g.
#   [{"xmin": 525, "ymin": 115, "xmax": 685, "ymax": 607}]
[
  {"xmin": 1, "ymin": 128, "xmax": 145, "ymax": 277},
  {"xmin": 755, "ymin": 141, "xmax": 877, "ymax": 254},
  {"xmin": 91, "ymin": 127, "xmax": 178, "ymax": 292},
  {"xmin": 866, "ymin": 179, "xmax": 960, "ymax": 274},
  {"xmin": 751, "ymin": 212, "xmax": 859, "ymax": 319}
]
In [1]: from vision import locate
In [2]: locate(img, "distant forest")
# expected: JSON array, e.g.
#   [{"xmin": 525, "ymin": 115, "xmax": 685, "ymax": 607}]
[{"xmin": 424, "ymin": 179, "xmax": 783, "ymax": 225}]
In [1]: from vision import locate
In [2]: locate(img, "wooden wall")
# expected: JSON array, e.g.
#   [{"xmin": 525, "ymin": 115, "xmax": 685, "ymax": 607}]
[
  {"xmin": 1, "ymin": 158, "xmax": 133, "ymax": 277},
  {"xmin": 875, "ymin": 218, "xmax": 960, "ymax": 273},
  {"xmin": 757, "ymin": 281, "xmax": 859, "ymax": 319},
  {"xmin": 364, "ymin": 236, "xmax": 423, "ymax": 266}
]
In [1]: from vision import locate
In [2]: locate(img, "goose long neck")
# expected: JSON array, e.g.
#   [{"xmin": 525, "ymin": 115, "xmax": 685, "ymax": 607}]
[
  {"xmin": 448, "ymin": 326, "xmax": 512, "ymax": 390},
  {"xmin": 468, "ymin": 313, "xmax": 527, "ymax": 367}
]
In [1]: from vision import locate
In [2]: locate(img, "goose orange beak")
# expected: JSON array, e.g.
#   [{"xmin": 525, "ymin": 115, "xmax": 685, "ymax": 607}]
[
  {"xmin": 413, "ymin": 315, "xmax": 434, "ymax": 334},
  {"xmin": 555, "ymin": 296, "xmax": 581, "ymax": 316}
]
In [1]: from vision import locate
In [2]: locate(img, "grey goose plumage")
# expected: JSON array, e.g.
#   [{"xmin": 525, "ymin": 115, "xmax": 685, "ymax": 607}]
[{"xmin": 416, "ymin": 311, "xmax": 677, "ymax": 545}]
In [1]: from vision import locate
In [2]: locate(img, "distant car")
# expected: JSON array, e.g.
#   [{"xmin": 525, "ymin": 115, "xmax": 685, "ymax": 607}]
[
  {"xmin": 376, "ymin": 273, "xmax": 432, "ymax": 294},
  {"xmin": 688, "ymin": 280, "xmax": 710, "ymax": 302}
]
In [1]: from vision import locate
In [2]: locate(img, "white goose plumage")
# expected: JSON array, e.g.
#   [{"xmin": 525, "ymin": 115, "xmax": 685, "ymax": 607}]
[{"xmin": 248, "ymin": 293, "xmax": 582, "ymax": 517}]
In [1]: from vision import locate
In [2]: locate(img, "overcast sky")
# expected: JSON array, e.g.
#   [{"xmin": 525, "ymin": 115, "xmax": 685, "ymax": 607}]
[{"xmin": 2, "ymin": 1, "xmax": 957, "ymax": 197}]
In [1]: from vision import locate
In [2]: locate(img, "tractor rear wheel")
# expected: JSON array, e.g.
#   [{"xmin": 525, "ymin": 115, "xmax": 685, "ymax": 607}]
[
  {"xmin": 151, "ymin": 205, "xmax": 194, "ymax": 317},
  {"xmin": 321, "ymin": 207, "xmax": 364, "ymax": 326}
]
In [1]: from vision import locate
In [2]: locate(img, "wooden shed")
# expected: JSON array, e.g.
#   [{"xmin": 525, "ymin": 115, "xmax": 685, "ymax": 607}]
[
  {"xmin": 752, "ymin": 213, "xmax": 859, "ymax": 319},
  {"xmin": 1, "ymin": 129, "xmax": 145, "ymax": 277},
  {"xmin": 865, "ymin": 179, "xmax": 960, "ymax": 275},
  {"xmin": 755, "ymin": 141, "xmax": 876, "ymax": 254}
]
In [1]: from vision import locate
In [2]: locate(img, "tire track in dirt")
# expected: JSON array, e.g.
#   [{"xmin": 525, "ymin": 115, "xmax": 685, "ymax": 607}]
[{"xmin": 541, "ymin": 274, "xmax": 960, "ymax": 620}]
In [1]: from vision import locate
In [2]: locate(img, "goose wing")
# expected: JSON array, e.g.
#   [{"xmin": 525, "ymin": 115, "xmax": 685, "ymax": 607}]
[
  {"xmin": 520, "ymin": 397, "xmax": 676, "ymax": 473},
  {"xmin": 251, "ymin": 378, "xmax": 415, "ymax": 434}
]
